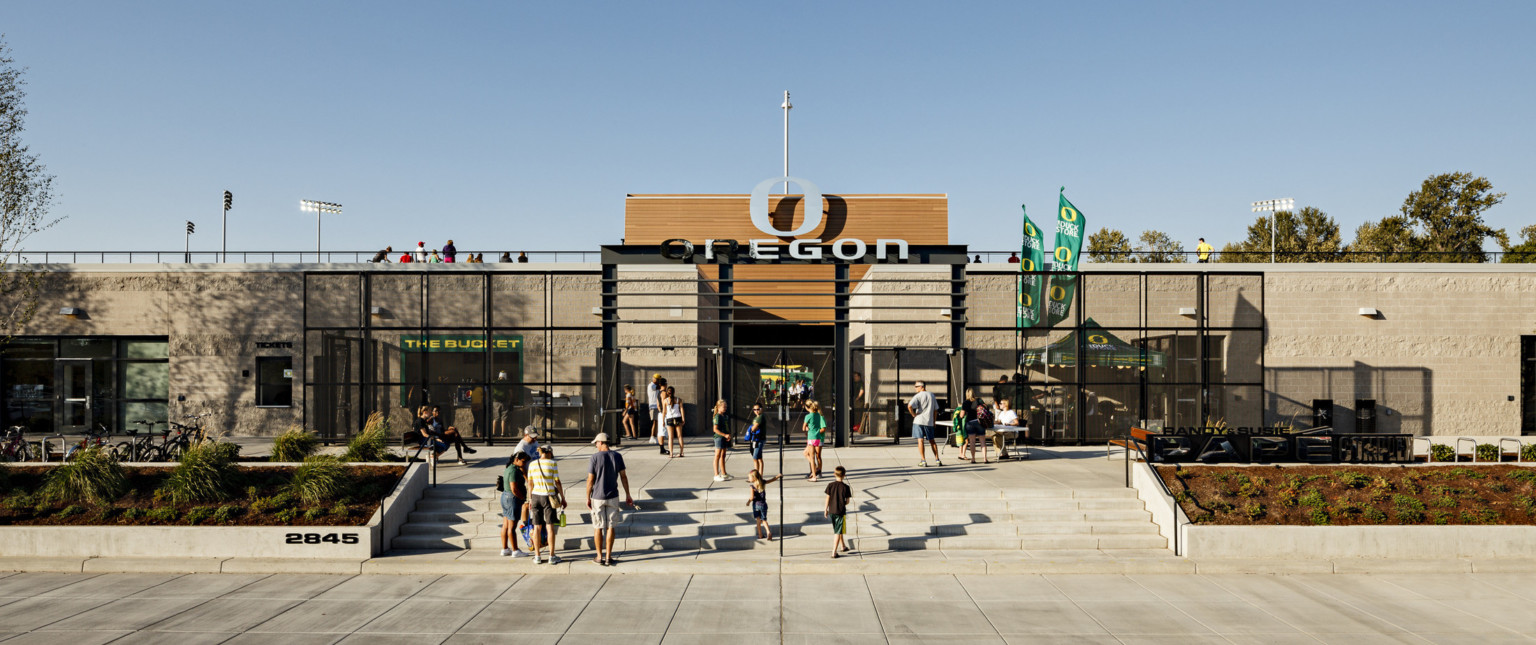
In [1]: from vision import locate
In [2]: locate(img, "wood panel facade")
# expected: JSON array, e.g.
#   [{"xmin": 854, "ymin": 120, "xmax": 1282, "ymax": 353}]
[{"xmin": 627, "ymin": 194, "xmax": 947, "ymax": 322}]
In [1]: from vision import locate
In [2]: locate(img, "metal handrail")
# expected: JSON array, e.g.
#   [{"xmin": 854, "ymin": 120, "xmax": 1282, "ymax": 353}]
[
  {"xmin": 3, "ymin": 250, "xmax": 602, "ymax": 264},
  {"xmin": 1500, "ymin": 437, "xmax": 1525, "ymax": 463},
  {"xmin": 1413, "ymin": 436, "xmax": 1433, "ymax": 461},
  {"xmin": 1456, "ymin": 436, "xmax": 1479, "ymax": 462},
  {"xmin": 1123, "ymin": 431, "xmax": 1185, "ymax": 556},
  {"xmin": 969, "ymin": 250, "xmax": 1529, "ymax": 264}
]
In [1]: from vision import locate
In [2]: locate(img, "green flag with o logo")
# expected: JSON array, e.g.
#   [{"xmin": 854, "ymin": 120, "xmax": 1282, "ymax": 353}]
[
  {"xmin": 1047, "ymin": 188, "xmax": 1085, "ymax": 326},
  {"xmin": 1017, "ymin": 205, "xmax": 1045, "ymax": 328}
]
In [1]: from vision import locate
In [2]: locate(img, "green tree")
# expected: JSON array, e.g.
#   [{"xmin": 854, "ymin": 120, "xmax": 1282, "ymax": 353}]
[
  {"xmin": 1136, "ymin": 230, "xmax": 1186, "ymax": 263},
  {"xmin": 1501, "ymin": 225, "xmax": 1536, "ymax": 263},
  {"xmin": 1, "ymin": 36, "xmax": 60, "ymax": 340},
  {"xmin": 1347, "ymin": 215, "xmax": 1420, "ymax": 262},
  {"xmin": 1218, "ymin": 206, "xmax": 1342, "ymax": 262},
  {"xmin": 1397, "ymin": 171, "xmax": 1505, "ymax": 262},
  {"xmin": 1086, "ymin": 228, "xmax": 1133, "ymax": 263}
]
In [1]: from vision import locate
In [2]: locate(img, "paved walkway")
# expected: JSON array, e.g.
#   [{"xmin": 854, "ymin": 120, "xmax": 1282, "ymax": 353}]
[{"xmin": 5, "ymin": 570, "xmax": 1536, "ymax": 643}]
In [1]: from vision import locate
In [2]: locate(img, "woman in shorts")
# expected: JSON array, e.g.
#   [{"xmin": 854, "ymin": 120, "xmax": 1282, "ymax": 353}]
[
  {"xmin": 802, "ymin": 400, "xmax": 826, "ymax": 482},
  {"xmin": 745, "ymin": 403, "xmax": 767, "ymax": 475},
  {"xmin": 663, "ymin": 385, "xmax": 685, "ymax": 458},
  {"xmin": 622, "ymin": 384, "xmax": 639, "ymax": 440},
  {"xmin": 711, "ymin": 400, "xmax": 732, "ymax": 482}
]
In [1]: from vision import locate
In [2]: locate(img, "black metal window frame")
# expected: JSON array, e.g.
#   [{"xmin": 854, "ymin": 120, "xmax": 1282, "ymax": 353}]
[
  {"xmin": 255, "ymin": 356, "xmax": 294, "ymax": 408},
  {"xmin": 301, "ymin": 269, "xmax": 603, "ymax": 440},
  {"xmin": 0, "ymin": 335, "xmax": 171, "ymax": 435},
  {"xmin": 966, "ymin": 269, "xmax": 1265, "ymax": 444}
]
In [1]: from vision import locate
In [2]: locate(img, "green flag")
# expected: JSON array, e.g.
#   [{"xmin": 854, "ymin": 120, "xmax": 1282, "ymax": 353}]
[
  {"xmin": 1017, "ymin": 205, "xmax": 1045, "ymax": 328},
  {"xmin": 1047, "ymin": 188, "xmax": 1085, "ymax": 326}
]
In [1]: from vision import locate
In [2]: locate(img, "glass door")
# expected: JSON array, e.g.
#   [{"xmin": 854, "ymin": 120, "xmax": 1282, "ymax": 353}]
[
  {"xmin": 57, "ymin": 359, "xmax": 93, "ymax": 433},
  {"xmin": 732, "ymin": 347, "xmax": 836, "ymax": 447}
]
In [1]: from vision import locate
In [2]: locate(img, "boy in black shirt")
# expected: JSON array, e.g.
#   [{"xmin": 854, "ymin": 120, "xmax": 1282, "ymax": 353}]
[{"xmin": 824, "ymin": 466, "xmax": 853, "ymax": 558}]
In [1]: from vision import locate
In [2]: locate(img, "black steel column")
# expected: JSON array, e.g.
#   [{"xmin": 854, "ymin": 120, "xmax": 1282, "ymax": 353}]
[
  {"xmin": 720, "ymin": 264, "xmax": 734, "ymax": 426},
  {"xmin": 950, "ymin": 262, "xmax": 967, "ymax": 443},
  {"xmin": 835, "ymin": 263, "xmax": 851, "ymax": 448}
]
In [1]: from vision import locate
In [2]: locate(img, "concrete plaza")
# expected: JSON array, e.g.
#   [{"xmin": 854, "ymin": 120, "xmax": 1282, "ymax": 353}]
[{"xmin": 6, "ymin": 570, "xmax": 1536, "ymax": 643}]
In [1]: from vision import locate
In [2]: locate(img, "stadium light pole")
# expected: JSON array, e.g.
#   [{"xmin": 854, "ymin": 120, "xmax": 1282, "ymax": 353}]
[
  {"xmin": 1251, "ymin": 198, "xmax": 1294, "ymax": 263},
  {"xmin": 299, "ymin": 200, "xmax": 343, "ymax": 261}
]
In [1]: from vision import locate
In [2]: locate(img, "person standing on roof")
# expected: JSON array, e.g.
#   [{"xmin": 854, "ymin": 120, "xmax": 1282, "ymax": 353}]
[
  {"xmin": 1196, "ymin": 238, "xmax": 1213, "ymax": 263},
  {"xmin": 442, "ymin": 239, "xmax": 457, "ymax": 263}
]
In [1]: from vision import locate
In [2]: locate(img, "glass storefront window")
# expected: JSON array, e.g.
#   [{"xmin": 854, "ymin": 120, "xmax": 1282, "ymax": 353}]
[
  {"xmin": 122, "ymin": 362, "xmax": 169, "ymax": 400},
  {"xmin": 122, "ymin": 340, "xmax": 169, "ymax": 359},
  {"xmin": 61, "ymin": 338, "xmax": 113, "ymax": 358},
  {"xmin": 257, "ymin": 357, "xmax": 293, "ymax": 407}
]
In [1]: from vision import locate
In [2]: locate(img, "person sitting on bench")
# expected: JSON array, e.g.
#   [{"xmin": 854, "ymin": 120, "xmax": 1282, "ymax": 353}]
[
  {"xmin": 429, "ymin": 404, "xmax": 477, "ymax": 465},
  {"xmin": 992, "ymin": 398, "xmax": 1020, "ymax": 458}
]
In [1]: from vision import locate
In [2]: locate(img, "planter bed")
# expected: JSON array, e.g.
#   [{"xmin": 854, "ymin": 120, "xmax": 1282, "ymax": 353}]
[
  {"xmin": 1158, "ymin": 464, "xmax": 1536, "ymax": 527},
  {"xmin": 1, "ymin": 464, "xmax": 405, "ymax": 527}
]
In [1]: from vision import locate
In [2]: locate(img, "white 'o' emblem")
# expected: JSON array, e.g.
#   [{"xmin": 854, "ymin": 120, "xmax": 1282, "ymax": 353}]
[{"xmin": 749, "ymin": 176, "xmax": 823, "ymax": 237}]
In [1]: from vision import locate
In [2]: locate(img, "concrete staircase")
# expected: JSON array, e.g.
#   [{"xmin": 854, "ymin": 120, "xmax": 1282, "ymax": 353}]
[{"xmin": 390, "ymin": 482, "xmax": 1166, "ymax": 553}]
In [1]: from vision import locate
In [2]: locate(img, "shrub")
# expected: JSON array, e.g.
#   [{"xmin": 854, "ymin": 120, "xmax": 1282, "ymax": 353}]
[
  {"xmin": 211, "ymin": 505, "xmax": 243, "ymax": 524},
  {"xmin": 1460, "ymin": 508, "xmax": 1498, "ymax": 525},
  {"xmin": 1298, "ymin": 490, "xmax": 1326, "ymax": 508},
  {"xmin": 1448, "ymin": 467, "xmax": 1485, "ymax": 480},
  {"xmin": 271, "ymin": 425, "xmax": 320, "ymax": 463},
  {"xmin": 122, "ymin": 508, "xmax": 146, "ymax": 522},
  {"xmin": 285, "ymin": 456, "xmax": 345, "ymax": 505},
  {"xmin": 343, "ymin": 412, "xmax": 391, "ymax": 462},
  {"xmin": 1523, "ymin": 444, "xmax": 1536, "ymax": 462},
  {"xmin": 1308, "ymin": 508, "xmax": 1330, "ymax": 525},
  {"xmin": 159, "ymin": 441, "xmax": 242, "ymax": 504},
  {"xmin": 1278, "ymin": 490, "xmax": 1298, "ymax": 508},
  {"xmin": 1518, "ymin": 496, "xmax": 1536, "ymax": 516},
  {"xmin": 56, "ymin": 505, "xmax": 86, "ymax": 518},
  {"xmin": 1510, "ymin": 469, "xmax": 1536, "ymax": 485},
  {"xmin": 245, "ymin": 485, "xmax": 260, "ymax": 500},
  {"xmin": 1430, "ymin": 444, "xmax": 1455, "ymax": 462},
  {"xmin": 1392, "ymin": 494, "xmax": 1427, "ymax": 512},
  {"xmin": 1191, "ymin": 512, "xmax": 1214, "ymax": 523},
  {"xmin": 1432, "ymin": 496, "xmax": 1457, "ymax": 509},
  {"xmin": 329, "ymin": 502, "xmax": 350, "ymax": 518},
  {"xmin": 147, "ymin": 507, "xmax": 179, "ymax": 523},
  {"xmin": 1396, "ymin": 508, "xmax": 1425, "ymax": 523},
  {"xmin": 1430, "ymin": 511, "xmax": 1452, "ymax": 525},
  {"xmin": 249, "ymin": 497, "xmax": 275, "ymax": 514},
  {"xmin": 1488, "ymin": 481, "xmax": 1509, "ymax": 493},
  {"xmin": 1476, "ymin": 443, "xmax": 1500, "ymax": 462},
  {"xmin": 274, "ymin": 508, "xmax": 299, "ymax": 523},
  {"xmin": 42, "ymin": 446, "xmax": 127, "ymax": 505},
  {"xmin": 1370, "ymin": 475, "xmax": 1393, "ymax": 490},
  {"xmin": 2, "ymin": 492, "xmax": 34, "ymax": 511},
  {"xmin": 304, "ymin": 507, "xmax": 325, "ymax": 521},
  {"xmin": 184, "ymin": 506, "xmax": 213, "ymax": 525},
  {"xmin": 1243, "ymin": 503, "xmax": 1265, "ymax": 520},
  {"xmin": 1334, "ymin": 471, "xmax": 1369, "ymax": 489},
  {"xmin": 1362, "ymin": 507, "xmax": 1388, "ymax": 523}
]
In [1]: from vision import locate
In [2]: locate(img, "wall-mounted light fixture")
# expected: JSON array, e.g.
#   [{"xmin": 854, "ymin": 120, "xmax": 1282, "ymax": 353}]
[
  {"xmin": 1177, "ymin": 307, "xmax": 1197, "ymax": 318},
  {"xmin": 58, "ymin": 307, "xmax": 85, "ymax": 319},
  {"xmin": 591, "ymin": 306, "xmax": 602, "ymax": 317},
  {"xmin": 940, "ymin": 308, "xmax": 953, "ymax": 318},
  {"xmin": 669, "ymin": 307, "xmax": 682, "ymax": 317},
  {"xmin": 370, "ymin": 306, "xmax": 392, "ymax": 319},
  {"xmin": 1358, "ymin": 307, "xmax": 1380, "ymax": 318}
]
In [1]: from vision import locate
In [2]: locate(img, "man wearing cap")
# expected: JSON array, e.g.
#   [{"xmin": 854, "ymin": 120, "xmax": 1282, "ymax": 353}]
[
  {"xmin": 647, "ymin": 373, "xmax": 662, "ymax": 446},
  {"xmin": 586, "ymin": 433, "xmax": 632, "ymax": 566},
  {"xmin": 516, "ymin": 426, "xmax": 540, "ymax": 463},
  {"xmin": 414, "ymin": 241, "xmax": 427, "ymax": 262}
]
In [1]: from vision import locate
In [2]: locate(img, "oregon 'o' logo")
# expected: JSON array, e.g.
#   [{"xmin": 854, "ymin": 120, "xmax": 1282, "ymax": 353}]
[
  {"xmin": 749, "ymin": 176, "xmax": 824, "ymax": 237},
  {"xmin": 1024, "ymin": 222, "xmax": 1038, "ymax": 237},
  {"xmin": 1060, "ymin": 206, "xmax": 1078, "ymax": 221},
  {"xmin": 1088, "ymin": 334, "xmax": 1108, "ymax": 344},
  {"xmin": 1055, "ymin": 247, "xmax": 1073, "ymax": 263},
  {"xmin": 1021, "ymin": 258, "xmax": 1036, "ymax": 271},
  {"xmin": 1021, "ymin": 293, "xmax": 1033, "ymax": 307},
  {"xmin": 1050, "ymin": 285, "xmax": 1066, "ymax": 301}
]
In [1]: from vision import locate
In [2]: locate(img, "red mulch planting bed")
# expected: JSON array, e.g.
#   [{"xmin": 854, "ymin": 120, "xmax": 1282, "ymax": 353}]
[
  {"xmin": 1158, "ymin": 464, "xmax": 1536, "ymax": 526},
  {"xmin": 0, "ymin": 465, "xmax": 405, "ymax": 527}
]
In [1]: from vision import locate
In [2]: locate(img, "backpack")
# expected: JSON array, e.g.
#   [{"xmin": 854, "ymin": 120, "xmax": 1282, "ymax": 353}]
[{"xmin": 975, "ymin": 403, "xmax": 994, "ymax": 427}]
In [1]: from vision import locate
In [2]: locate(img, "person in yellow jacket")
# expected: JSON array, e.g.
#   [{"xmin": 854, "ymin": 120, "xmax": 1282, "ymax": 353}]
[{"xmin": 1196, "ymin": 238, "xmax": 1213, "ymax": 263}]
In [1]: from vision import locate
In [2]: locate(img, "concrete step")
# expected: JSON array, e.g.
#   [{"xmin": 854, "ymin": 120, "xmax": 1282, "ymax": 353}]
[
  {"xmin": 408, "ymin": 511, "xmax": 495, "ymax": 524},
  {"xmin": 422, "ymin": 486, "xmax": 492, "ymax": 500},
  {"xmin": 415, "ymin": 499, "xmax": 487, "ymax": 512},
  {"xmin": 392, "ymin": 535, "xmax": 473, "ymax": 550}
]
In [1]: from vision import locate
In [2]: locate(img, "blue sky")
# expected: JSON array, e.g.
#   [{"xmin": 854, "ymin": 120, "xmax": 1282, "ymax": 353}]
[{"xmin": 4, "ymin": 1, "xmax": 1533, "ymax": 255}]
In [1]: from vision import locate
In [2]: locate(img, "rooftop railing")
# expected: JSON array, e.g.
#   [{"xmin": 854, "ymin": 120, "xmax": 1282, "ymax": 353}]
[
  {"xmin": 2, "ymin": 250, "xmax": 602, "ymax": 264},
  {"xmin": 968, "ymin": 250, "xmax": 1533, "ymax": 264}
]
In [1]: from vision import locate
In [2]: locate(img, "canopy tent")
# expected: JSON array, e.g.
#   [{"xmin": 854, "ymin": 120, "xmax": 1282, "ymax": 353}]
[{"xmin": 1019, "ymin": 320, "xmax": 1168, "ymax": 369}]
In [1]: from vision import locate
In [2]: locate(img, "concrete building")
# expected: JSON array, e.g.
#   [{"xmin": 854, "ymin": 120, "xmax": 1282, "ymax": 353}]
[{"xmin": 3, "ymin": 185, "xmax": 1532, "ymax": 444}]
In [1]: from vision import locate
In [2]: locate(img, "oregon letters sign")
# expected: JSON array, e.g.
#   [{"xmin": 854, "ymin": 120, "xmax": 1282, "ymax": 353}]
[
  {"xmin": 660, "ymin": 176, "xmax": 911, "ymax": 263},
  {"xmin": 400, "ymin": 335, "xmax": 523, "ymax": 352}
]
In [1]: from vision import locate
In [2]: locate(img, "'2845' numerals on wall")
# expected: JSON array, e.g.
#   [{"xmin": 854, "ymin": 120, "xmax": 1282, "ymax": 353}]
[{"xmin": 285, "ymin": 533, "xmax": 359, "ymax": 545}]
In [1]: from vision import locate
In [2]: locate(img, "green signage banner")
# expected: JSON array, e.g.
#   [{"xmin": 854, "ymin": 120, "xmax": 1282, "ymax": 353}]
[
  {"xmin": 1017, "ymin": 205, "xmax": 1045, "ymax": 328},
  {"xmin": 1047, "ymin": 188, "xmax": 1085, "ymax": 326},
  {"xmin": 400, "ymin": 335, "xmax": 523, "ymax": 352}
]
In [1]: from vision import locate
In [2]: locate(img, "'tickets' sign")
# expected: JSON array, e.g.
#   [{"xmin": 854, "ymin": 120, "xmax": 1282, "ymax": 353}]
[{"xmin": 400, "ymin": 335, "xmax": 523, "ymax": 352}]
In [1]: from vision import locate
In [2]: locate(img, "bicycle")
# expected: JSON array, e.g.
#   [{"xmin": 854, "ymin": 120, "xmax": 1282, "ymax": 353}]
[
  {"xmin": 1, "ymin": 426, "xmax": 35, "ymax": 462},
  {"xmin": 63, "ymin": 423, "xmax": 114, "ymax": 461},
  {"xmin": 156, "ymin": 415, "xmax": 208, "ymax": 461},
  {"xmin": 114, "ymin": 420, "xmax": 165, "ymax": 462}
]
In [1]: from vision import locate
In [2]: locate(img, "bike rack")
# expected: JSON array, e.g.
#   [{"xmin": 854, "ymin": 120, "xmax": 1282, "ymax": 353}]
[
  {"xmin": 1413, "ymin": 436, "xmax": 1433, "ymax": 462},
  {"xmin": 1455, "ymin": 436, "xmax": 1478, "ymax": 462},
  {"xmin": 42, "ymin": 434, "xmax": 66, "ymax": 462},
  {"xmin": 1500, "ymin": 437, "xmax": 1525, "ymax": 463}
]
